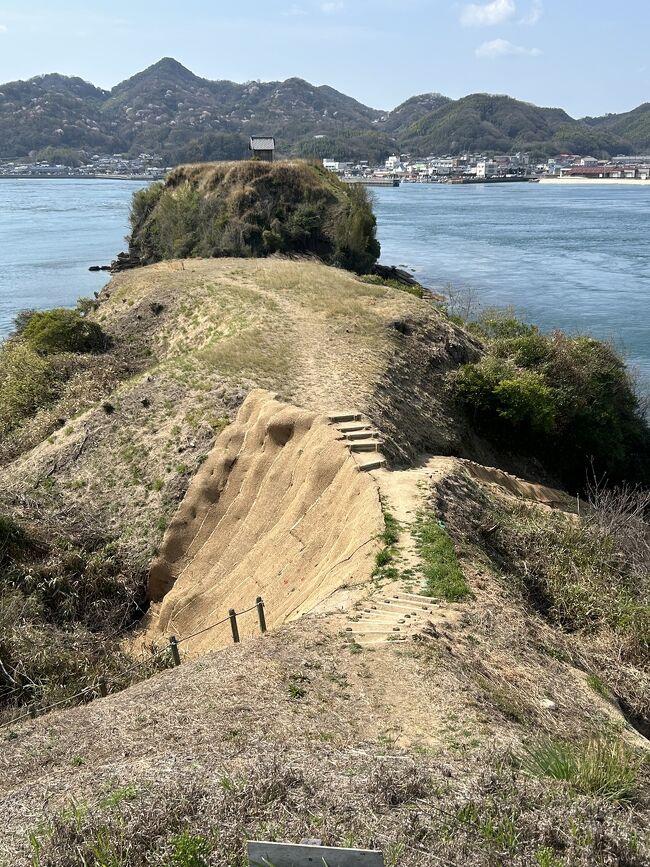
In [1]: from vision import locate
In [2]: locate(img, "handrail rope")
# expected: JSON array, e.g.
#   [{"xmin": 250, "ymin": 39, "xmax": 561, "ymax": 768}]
[
  {"xmin": 176, "ymin": 603, "xmax": 258, "ymax": 645},
  {"xmin": 0, "ymin": 601, "xmax": 263, "ymax": 730}
]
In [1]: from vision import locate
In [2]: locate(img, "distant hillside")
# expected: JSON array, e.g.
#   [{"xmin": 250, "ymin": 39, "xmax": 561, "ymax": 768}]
[
  {"xmin": 0, "ymin": 58, "xmax": 645, "ymax": 160},
  {"xmin": 380, "ymin": 92, "xmax": 452, "ymax": 132},
  {"xmin": 400, "ymin": 93, "xmax": 632, "ymax": 158},
  {"xmin": 583, "ymin": 103, "xmax": 650, "ymax": 153}
]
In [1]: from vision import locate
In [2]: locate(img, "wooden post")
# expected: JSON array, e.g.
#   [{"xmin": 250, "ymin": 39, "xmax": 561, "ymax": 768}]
[
  {"xmin": 229, "ymin": 609, "xmax": 240, "ymax": 644},
  {"xmin": 28, "ymin": 704, "xmax": 37, "ymax": 719},
  {"xmin": 256, "ymin": 596, "xmax": 267, "ymax": 634},
  {"xmin": 169, "ymin": 636, "xmax": 181, "ymax": 667},
  {"xmin": 98, "ymin": 676, "xmax": 108, "ymax": 698}
]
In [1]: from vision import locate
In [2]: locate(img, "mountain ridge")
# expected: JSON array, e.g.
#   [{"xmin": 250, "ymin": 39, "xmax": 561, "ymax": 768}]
[{"xmin": 1, "ymin": 57, "xmax": 648, "ymax": 161}]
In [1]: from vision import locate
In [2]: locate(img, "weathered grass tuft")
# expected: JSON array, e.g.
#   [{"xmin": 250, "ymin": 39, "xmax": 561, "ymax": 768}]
[{"xmin": 522, "ymin": 738, "xmax": 641, "ymax": 802}]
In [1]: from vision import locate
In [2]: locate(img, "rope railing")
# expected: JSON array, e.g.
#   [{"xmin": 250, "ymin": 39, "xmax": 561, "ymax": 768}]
[{"xmin": 0, "ymin": 596, "xmax": 267, "ymax": 732}]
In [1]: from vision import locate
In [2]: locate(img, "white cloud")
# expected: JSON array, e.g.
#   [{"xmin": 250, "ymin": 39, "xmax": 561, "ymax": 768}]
[
  {"xmin": 320, "ymin": 1, "xmax": 344, "ymax": 12},
  {"xmin": 520, "ymin": 0, "xmax": 543, "ymax": 24},
  {"xmin": 285, "ymin": 3, "xmax": 307, "ymax": 14},
  {"xmin": 476, "ymin": 38, "xmax": 541, "ymax": 58},
  {"xmin": 461, "ymin": 0, "xmax": 516, "ymax": 27},
  {"xmin": 0, "ymin": 24, "xmax": 7, "ymax": 33}
]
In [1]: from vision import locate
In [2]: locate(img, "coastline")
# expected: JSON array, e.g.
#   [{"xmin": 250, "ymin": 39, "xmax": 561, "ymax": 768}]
[
  {"xmin": 0, "ymin": 175, "xmax": 157, "ymax": 182},
  {"xmin": 540, "ymin": 177, "xmax": 650, "ymax": 187}
]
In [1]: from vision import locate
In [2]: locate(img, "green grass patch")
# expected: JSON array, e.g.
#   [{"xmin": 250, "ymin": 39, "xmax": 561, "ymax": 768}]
[
  {"xmin": 381, "ymin": 511, "xmax": 400, "ymax": 547},
  {"xmin": 586, "ymin": 674, "xmax": 612, "ymax": 700},
  {"xmin": 522, "ymin": 738, "xmax": 640, "ymax": 802},
  {"xmin": 413, "ymin": 513, "xmax": 471, "ymax": 602}
]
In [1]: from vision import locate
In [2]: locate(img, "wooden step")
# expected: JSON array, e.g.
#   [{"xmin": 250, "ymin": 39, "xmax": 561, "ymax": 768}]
[
  {"xmin": 348, "ymin": 440, "xmax": 381, "ymax": 453},
  {"xmin": 357, "ymin": 457, "xmax": 387, "ymax": 472},
  {"xmin": 328, "ymin": 411, "xmax": 362, "ymax": 423},
  {"xmin": 357, "ymin": 637, "xmax": 407, "ymax": 646},
  {"xmin": 370, "ymin": 600, "xmax": 428, "ymax": 611},
  {"xmin": 392, "ymin": 591, "xmax": 434, "ymax": 603},
  {"xmin": 337, "ymin": 422, "xmax": 371, "ymax": 433},
  {"xmin": 344, "ymin": 430, "xmax": 380, "ymax": 441}
]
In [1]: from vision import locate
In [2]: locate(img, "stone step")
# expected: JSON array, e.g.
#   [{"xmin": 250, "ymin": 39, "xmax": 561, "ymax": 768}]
[
  {"xmin": 344, "ymin": 430, "xmax": 380, "ymax": 441},
  {"xmin": 357, "ymin": 457, "xmax": 387, "ymax": 472},
  {"xmin": 328, "ymin": 411, "xmax": 362, "ymax": 423},
  {"xmin": 348, "ymin": 440, "xmax": 382, "ymax": 453}
]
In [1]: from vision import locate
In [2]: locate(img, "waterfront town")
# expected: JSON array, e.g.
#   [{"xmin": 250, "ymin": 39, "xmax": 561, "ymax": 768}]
[
  {"xmin": 0, "ymin": 152, "xmax": 167, "ymax": 180},
  {"xmin": 1, "ymin": 148, "xmax": 650, "ymax": 183},
  {"xmin": 324, "ymin": 152, "xmax": 650, "ymax": 183}
]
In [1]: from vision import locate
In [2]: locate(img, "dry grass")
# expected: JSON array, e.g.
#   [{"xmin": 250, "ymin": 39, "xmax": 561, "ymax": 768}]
[{"xmin": 1, "ymin": 621, "xmax": 647, "ymax": 866}]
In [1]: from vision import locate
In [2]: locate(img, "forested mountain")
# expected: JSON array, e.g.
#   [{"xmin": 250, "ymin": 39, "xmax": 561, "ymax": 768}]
[
  {"xmin": 0, "ymin": 57, "xmax": 645, "ymax": 161},
  {"xmin": 399, "ymin": 93, "xmax": 632, "ymax": 158},
  {"xmin": 583, "ymin": 103, "xmax": 650, "ymax": 153}
]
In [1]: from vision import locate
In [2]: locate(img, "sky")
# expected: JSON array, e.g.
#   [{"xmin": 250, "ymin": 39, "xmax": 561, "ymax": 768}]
[{"xmin": 0, "ymin": 0, "xmax": 646, "ymax": 117}]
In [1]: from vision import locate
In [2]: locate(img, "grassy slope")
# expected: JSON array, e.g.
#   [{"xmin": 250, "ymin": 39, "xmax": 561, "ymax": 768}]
[
  {"xmin": 0, "ymin": 257, "xmax": 477, "ymax": 571},
  {"xmin": 2, "ymin": 469, "xmax": 649, "ymax": 865},
  {"xmin": 1, "ymin": 259, "xmax": 648, "ymax": 865}
]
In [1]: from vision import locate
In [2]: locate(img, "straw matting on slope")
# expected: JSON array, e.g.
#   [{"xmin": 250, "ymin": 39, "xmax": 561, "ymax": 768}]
[{"xmin": 144, "ymin": 390, "xmax": 383, "ymax": 654}]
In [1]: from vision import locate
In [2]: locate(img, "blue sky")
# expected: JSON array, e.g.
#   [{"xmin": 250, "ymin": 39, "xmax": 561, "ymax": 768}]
[{"xmin": 0, "ymin": 1, "xmax": 646, "ymax": 117}]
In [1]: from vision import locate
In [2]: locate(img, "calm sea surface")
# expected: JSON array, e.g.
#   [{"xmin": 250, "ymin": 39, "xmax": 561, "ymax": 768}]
[
  {"xmin": 0, "ymin": 179, "xmax": 146, "ymax": 338},
  {"xmin": 0, "ymin": 178, "xmax": 648, "ymax": 396},
  {"xmin": 374, "ymin": 182, "xmax": 650, "ymax": 396}
]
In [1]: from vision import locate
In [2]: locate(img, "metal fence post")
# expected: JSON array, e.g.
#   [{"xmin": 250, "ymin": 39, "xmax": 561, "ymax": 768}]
[
  {"xmin": 169, "ymin": 636, "xmax": 181, "ymax": 666},
  {"xmin": 229, "ymin": 609, "xmax": 240, "ymax": 644},
  {"xmin": 28, "ymin": 704, "xmax": 37, "ymax": 719},
  {"xmin": 98, "ymin": 676, "xmax": 108, "ymax": 698},
  {"xmin": 256, "ymin": 596, "xmax": 267, "ymax": 634}
]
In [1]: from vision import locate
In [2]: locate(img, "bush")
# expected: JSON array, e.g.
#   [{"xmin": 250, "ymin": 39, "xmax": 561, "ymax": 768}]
[
  {"xmin": 21, "ymin": 308, "xmax": 108, "ymax": 355},
  {"xmin": 0, "ymin": 342, "xmax": 59, "ymax": 436},
  {"xmin": 128, "ymin": 161, "xmax": 380, "ymax": 274},
  {"xmin": 0, "ymin": 513, "xmax": 162, "ymax": 717},
  {"xmin": 453, "ymin": 311, "xmax": 650, "ymax": 489}
]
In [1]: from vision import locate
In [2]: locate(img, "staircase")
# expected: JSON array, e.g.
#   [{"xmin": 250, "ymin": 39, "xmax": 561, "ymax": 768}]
[
  {"xmin": 344, "ymin": 590, "xmax": 438, "ymax": 646},
  {"xmin": 327, "ymin": 411, "xmax": 386, "ymax": 472}
]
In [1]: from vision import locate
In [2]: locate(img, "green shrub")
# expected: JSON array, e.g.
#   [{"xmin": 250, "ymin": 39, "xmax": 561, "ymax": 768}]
[
  {"xmin": 0, "ymin": 342, "xmax": 59, "ymax": 436},
  {"xmin": 453, "ymin": 311, "xmax": 650, "ymax": 489},
  {"xmin": 523, "ymin": 738, "xmax": 640, "ymax": 802},
  {"xmin": 413, "ymin": 514, "xmax": 471, "ymax": 601},
  {"xmin": 21, "ymin": 308, "xmax": 108, "ymax": 355},
  {"xmin": 128, "ymin": 161, "xmax": 380, "ymax": 274}
]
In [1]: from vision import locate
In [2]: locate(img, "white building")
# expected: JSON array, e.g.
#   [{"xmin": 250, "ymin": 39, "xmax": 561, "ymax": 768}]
[
  {"xmin": 322, "ymin": 159, "xmax": 352, "ymax": 173},
  {"xmin": 385, "ymin": 154, "xmax": 401, "ymax": 170},
  {"xmin": 476, "ymin": 160, "xmax": 498, "ymax": 178}
]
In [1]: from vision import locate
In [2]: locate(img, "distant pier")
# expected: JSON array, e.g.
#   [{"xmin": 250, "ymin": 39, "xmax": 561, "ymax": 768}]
[{"xmin": 342, "ymin": 177, "xmax": 400, "ymax": 187}]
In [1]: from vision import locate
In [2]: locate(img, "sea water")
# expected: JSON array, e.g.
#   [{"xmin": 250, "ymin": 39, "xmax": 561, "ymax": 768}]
[
  {"xmin": 0, "ymin": 177, "xmax": 648, "ymax": 397},
  {"xmin": 0, "ymin": 179, "xmax": 146, "ymax": 337},
  {"xmin": 374, "ymin": 181, "xmax": 650, "ymax": 396}
]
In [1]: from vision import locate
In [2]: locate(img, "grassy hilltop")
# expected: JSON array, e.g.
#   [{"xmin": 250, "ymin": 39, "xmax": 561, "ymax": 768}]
[
  {"xmin": 128, "ymin": 160, "xmax": 380, "ymax": 273},
  {"xmin": 0, "ymin": 164, "xmax": 649, "ymax": 866}
]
